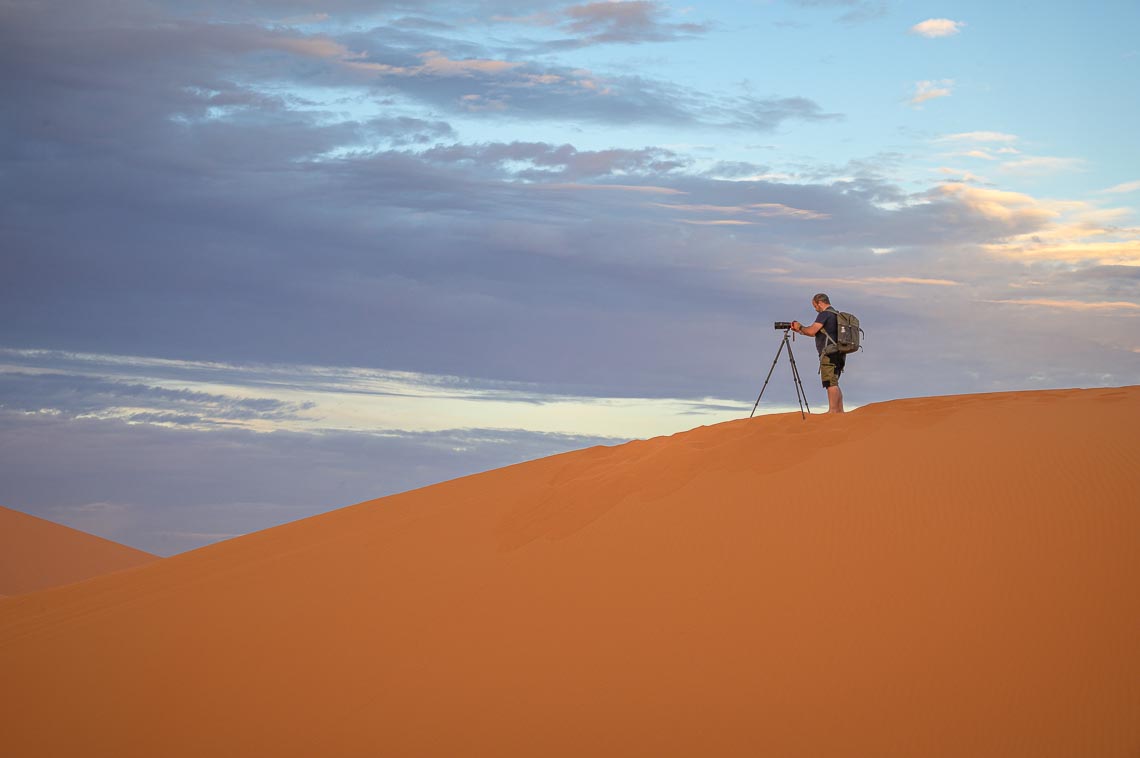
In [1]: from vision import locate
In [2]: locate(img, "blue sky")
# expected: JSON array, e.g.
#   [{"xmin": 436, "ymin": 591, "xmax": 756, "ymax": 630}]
[{"xmin": 2, "ymin": 0, "xmax": 1137, "ymax": 554}]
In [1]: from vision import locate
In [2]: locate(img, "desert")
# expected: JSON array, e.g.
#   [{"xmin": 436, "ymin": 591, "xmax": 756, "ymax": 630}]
[
  {"xmin": 2, "ymin": 386, "xmax": 1138, "ymax": 757},
  {"xmin": 0, "ymin": 504, "xmax": 157, "ymax": 597}
]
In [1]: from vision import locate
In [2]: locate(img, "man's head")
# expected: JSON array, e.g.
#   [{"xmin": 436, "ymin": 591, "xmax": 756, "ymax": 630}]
[{"xmin": 812, "ymin": 293, "xmax": 831, "ymax": 312}]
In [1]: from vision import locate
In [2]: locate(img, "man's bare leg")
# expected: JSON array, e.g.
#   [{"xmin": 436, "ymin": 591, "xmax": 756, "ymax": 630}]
[{"xmin": 827, "ymin": 385, "xmax": 845, "ymax": 413}]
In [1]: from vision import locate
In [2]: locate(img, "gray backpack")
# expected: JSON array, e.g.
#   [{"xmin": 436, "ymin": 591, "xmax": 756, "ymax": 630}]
[{"xmin": 821, "ymin": 307, "xmax": 862, "ymax": 355}]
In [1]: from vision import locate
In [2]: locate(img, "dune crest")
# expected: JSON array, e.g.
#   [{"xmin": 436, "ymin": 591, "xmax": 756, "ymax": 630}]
[
  {"xmin": 0, "ymin": 505, "xmax": 157, "ymax": 597},
  {"xmin": 2, "ymin": 387, "xmax": 1139, "ymax": 757}
]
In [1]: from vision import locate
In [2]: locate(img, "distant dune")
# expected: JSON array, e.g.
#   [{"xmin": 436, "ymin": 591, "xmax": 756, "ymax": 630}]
[
  {"xmin": 0, "ymin": 505, "xmax": 157, "ymax": 597},
  {"xmin": 2, "ymin": 387, "xmax": 1139, "ymax": 757}
]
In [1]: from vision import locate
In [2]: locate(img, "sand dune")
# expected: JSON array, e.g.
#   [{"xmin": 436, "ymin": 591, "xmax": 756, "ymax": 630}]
[
  {"xmin": 0, "ymin": 505, "xmax": 157, "ymax": 597},
  {"xmin": 2, "ymin": 387, "xmax": 1139, "ymax": 757}
]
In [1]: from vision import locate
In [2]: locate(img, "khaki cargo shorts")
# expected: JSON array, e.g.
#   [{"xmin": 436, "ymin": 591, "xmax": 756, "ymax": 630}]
[{"xmin": 820, "ymin": 353, "xmax": 844, "ymax": 388}]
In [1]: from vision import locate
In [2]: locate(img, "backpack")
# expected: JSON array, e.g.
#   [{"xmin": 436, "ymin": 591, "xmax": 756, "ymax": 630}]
[{"xmin": 821, "ymin": 307, "xmax": 862, "ymax": 355}]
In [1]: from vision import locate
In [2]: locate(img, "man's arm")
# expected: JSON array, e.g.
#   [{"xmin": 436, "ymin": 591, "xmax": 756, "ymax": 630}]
[{"xmin": 792, "ymin": 320, "xmax": 822, "ymax": 337}]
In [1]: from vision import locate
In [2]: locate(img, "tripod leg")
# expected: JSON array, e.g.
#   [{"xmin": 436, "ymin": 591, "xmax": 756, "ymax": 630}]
[
  {"xmin": 788, "ymin": 342, "xmax": 805, "ymax": 419},
  {"xmin": 749, "ymin": 334, "xmax": 789, "ymax": 418},
  {"xmin": 785, "ymin": 340, "xmax": 811, "ymax": 418}
]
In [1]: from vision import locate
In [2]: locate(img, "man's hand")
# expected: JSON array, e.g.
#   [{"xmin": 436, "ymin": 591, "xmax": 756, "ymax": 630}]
[{"xmin": 797, "ymin": 319, "xmax": 822, "ymax": 337}]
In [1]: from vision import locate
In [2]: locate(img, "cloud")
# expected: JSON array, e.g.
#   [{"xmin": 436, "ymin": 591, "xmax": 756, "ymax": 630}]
[
  {"xmin": 936, "ymin": 135, "xmax": 1083, "ymax": 177},
  {"xmin": 937, "ymin": 131, "xmax": 1020, "ymax": 144},
  {"xmin": 0, "ymin": 348, "xmax": 751, "ymax": 439},
  {"xmin": 999, "ymin": 155, "xmax": 1086, "ymax": 174},
  {"xmin": 418, "ymin": 141, "xmax": 689, "ymax": 180},
  {"xmin": 861, "ymin": 276, "xmax": 961, "ymax": 286},
  {"xmin": 276, "ymin": 12, "xmax": 331, "ymax": 25},
  {"xmin": 719, "ymin": 95, "xmax": 842, "ymax": 130},
  {"xmin": 0, "ymin": 3, "xmax": 1131, "ymax": 402},
  {"xmin": 491, "ymin": 0, "xmax": 710, "ymax": 46},
  {"xmin": 974, "ymin": 197, "xmax": 1140, "ymax": 266},
  {"xmin": 986, "ymin": 299, "xmax": 1140, "ymax": 311},
  {"xmin": 936, "ymin": 169, "xmax": 987, "ymax": 186},
  {"xmin": 9, "ymin": 115, "xmax": 1105, "ymax": 407},
  {"xmin": 986, "ymin": 240, "xmax": 1140, "ymax": 267},
  {"xmin": 347, "ymin": 49, "xmax": 523, "ymax": 77},
  {"xmin": 534, "ymin": 183, "xmax": 685, "ymax": 194},
  {"xmin": 910, "ymin": 79, "xmax": 953, "ymax": 105},
  {"xmin": 556, "ymin": 0, "xmax": 709, "ymax": 46},
  {"xmin": 837, "ymin": 1, "xmax": 888, "ymax": 25},
  {"xmin": 678, "ymin": 219, "xmax": 756, "ymax": 226},
  {"xmin": 949, "ymin": 150, "xmax": 999, "ymax": 161},
  {"xmin": 1101, "ymin": 180, "xmax": 1140, "ymax": 194},
  {"xmin": 0, "ymin": 0, "xmax": 839, "ymax": 141},
  {"xmin": 296, "ymin": 32, "xmax": 836, "ymax": 128},
  {"xmin": 0, "ymin": 369, "xmax": 314, "ymax": 430},
  {"xmin": 273, "ymin": 34, "xmax": 363, "ymax": 60},
  {"xmin": 785, "ymin": 274, "xmax": 963, "ymax": 288},
  {"xmin": 651, "ymin": 201, "xmax": 830, "ymax": 222},
  {"xmin": 932, "ymin": 184, "xmax": 1057, "ymax": 229},
  {"xmin": 910, "ymin": 18, "xmax": 965, "ymax": 37},
  {"xmin": 789, "ymin": 0, "xmax": 889, "ymax": 25}
]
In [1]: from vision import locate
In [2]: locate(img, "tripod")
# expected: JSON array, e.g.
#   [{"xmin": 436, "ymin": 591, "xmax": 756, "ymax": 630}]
[{"xmin": 750, "ymin": 328, "xmax": 811, "ymax": 420}]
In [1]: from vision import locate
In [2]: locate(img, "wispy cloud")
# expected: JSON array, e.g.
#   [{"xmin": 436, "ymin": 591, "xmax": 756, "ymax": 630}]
[
  {"xmin": 862, "ymin": 276, "xmax": 960, "ymax": 286},
  {"xmin": 346, "ymin": 50, "xmax": 523, "ymax": 77},
  {"xmin": 534, "ymin": 183, "xmax": 686, "ymax": 194},
  {"xmin": 910, "ymin": 79, "xmax": 953, "ymax": 106},
  {"xmin": 1000, "ymin": 155, "xmax": 1086, "ymax": 175},
  {"xmin": 910, "ymin": 18, "xmax": 966, "ymax": 38},
  {"xmin": 652, "ymin": 201, "xmax": 830, "ymax": 221},
  {"xmin": 937, "ymin": 131, "xmax": 1019, "ymax": 144},
  {"xmin": 494, "ymin": 1, "xmax": 708, "ymax": 48},
  {"xmin": 951, "ymin": 150, "xmax": 1000, "ymax": 161},
  {"xmin": 789, "ymin": 0, "xmax": 888, "ymax": 26},
  {"xmin": 0, "ymin": 348, "xmax": 750, "ymax": 439},
  {"xmin": 837, "ymin": 1, "xmax": 888, "ymax": 25},
  {"xmin": 792, "ymin": 275, "xmax": 963, "ymax": 288},
  {"xmin": 986, "ymin": 240, "xmax": 1140, "ymax": 267},
  {"xmin": 420, "ymin": 141, "xmax": 688, "ymax": 181},
  {"xmin": 936, "ymin": 170, "xmax": 986, "ymax": 185},
  {"xmin": 678, "ymin": 219, "xmax": 755, "ymax": 226},
  {"xmin": 1102, "ymin": 180, "xmax": 1140, "ymax": 194},
  {"xmin": 986, "ymin": 299, "xmax": 1140, "ymax": 311},
  {"xmin": 935, "ymin": 134, "xmax": 1085, "ymax": 177}
]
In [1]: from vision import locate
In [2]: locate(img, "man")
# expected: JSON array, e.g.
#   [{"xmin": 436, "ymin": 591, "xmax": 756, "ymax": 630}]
[{"xmin": 791, "ymin": 293, "xmax": 845, "ymax": 413}]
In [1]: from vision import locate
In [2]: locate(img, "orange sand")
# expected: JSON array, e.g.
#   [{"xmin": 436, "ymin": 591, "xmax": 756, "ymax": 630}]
[
  {"xmin": 2, "ymin": 387, "xmax": 1139, "ymax": 757},
  {"xmin": 0, "ymin": 505, "xmax": 157, "ymax": 597}
]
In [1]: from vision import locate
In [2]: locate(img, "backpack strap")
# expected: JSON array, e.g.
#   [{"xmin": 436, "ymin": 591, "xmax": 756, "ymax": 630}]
[{"xmin": 819, "ymin": 307, "xmax": 841, "ymax": 352}]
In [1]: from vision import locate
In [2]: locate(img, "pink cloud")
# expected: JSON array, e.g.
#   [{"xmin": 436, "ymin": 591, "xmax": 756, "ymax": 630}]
[
  {"xmin": 910, "ymin": 79, "xmax": 953, "ymax": 105},
  {"xmin": 348, "ymin": 51, "xmax": 522, "ymax": 78},
  {"xmin": 910, "ymin": 18, "xmax": 966, "ymax": 38}
]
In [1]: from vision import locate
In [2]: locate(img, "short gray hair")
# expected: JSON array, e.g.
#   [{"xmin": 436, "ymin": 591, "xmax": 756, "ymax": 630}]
[{"xmin": 812, "ymin": 293, "xmax": 830, "ymax": 305}]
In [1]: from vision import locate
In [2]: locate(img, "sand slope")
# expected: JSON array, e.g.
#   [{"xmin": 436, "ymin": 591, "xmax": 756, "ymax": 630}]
[
  {"xmin": 2, "ymin": 387, "xmax": 1139, "ymax": 757},
  {"xmin": 0, "ymin": 505, "xmax": 157, "ymax": 597}
]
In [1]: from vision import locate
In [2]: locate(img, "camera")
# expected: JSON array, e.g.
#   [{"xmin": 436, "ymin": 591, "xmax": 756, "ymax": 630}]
[{"xmin": 774, "ymin": 321, "xmax": 793, "ymax": 330}]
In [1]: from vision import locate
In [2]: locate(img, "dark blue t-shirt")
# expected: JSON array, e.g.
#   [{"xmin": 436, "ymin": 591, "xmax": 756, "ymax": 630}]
[{"xmin": 813, "ymin": 308, "xmax": 839, "ymax": 356}]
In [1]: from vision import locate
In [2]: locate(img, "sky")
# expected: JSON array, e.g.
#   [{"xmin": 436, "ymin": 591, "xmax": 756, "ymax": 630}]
[{"xmin": 2, "ymin": 0, "xmax": 1138, "ymax": 555}]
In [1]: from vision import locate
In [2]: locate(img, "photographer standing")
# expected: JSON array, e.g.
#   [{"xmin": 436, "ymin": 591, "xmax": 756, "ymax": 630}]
[{"xmin": 791, "ymin": 293, "xmax": 845, "ymax": 414}]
